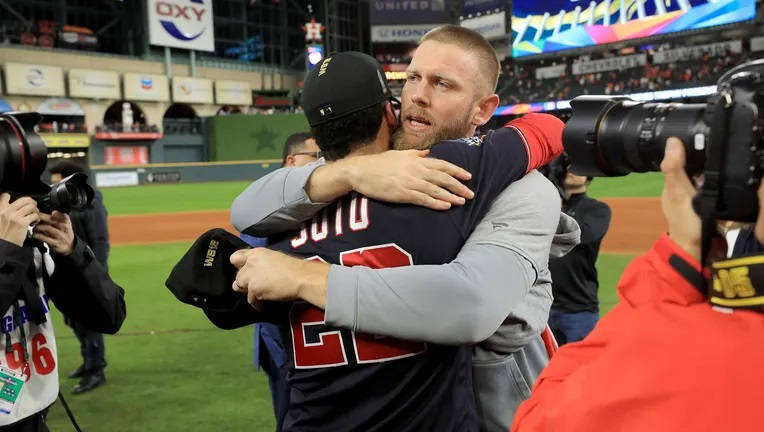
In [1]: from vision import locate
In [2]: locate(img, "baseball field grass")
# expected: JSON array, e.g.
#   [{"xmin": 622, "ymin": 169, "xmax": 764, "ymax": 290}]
[
  {"xmin": 101, "ymin": 181, "xmax": 253, "ymax": 216},
  {"xmin": 44, "ymin": 176, "xmax": 653, "ymax": 430},
  {"xmin": 97, "ymin": 170, "xmax": 664, "ymax": 216},
  {"xmin": 46, "ymin": 242, "xmax": 277, "ymax": 431},
  {"xmin": 587, "ymin": 171, "xmax": 663, "ymax": 198}
]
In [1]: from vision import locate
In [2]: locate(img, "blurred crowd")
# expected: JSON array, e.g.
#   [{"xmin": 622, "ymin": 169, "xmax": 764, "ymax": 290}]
[
  {"xmin": 499, "ymin": 47, "xmax": 760, "ymax": 105},
  {"xmin": 95, "ymin": 123, "xmax": 159, "ymax": 134},
  {"xmin": 35, "ymin": 120, "xmax": 87, "ymax": 134}
]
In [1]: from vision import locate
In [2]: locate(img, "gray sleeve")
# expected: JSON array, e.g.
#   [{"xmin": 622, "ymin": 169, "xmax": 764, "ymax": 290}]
[
  {"xmin": 463, "ymin": 171, "xmax": 560, "ymax": 275},
  {"xmin": 325, "ymin": 243, "xmax": 534, "ymax": 345},
  {"xmin": 230, "ymin": 159, "xmax": 329, "ymax": 237},
  {"xmin": 324, "ymin": 171, "xmax": 561, "ymax": 346}
]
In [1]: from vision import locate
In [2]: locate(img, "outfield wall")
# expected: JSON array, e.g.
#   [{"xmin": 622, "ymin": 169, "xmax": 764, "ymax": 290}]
[
  {"xmin": 92, "ymin": 160, "xmax": 281, "ymax": 187},
  {"xmin": 207, "ymin": 113, "xmax": 310, "ymax": 161}
]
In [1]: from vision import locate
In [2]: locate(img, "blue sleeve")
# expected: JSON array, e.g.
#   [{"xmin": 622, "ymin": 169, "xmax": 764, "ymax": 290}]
[{"xmin": 427, "ymin": 128, "xmax": 531, "ymax": 238}]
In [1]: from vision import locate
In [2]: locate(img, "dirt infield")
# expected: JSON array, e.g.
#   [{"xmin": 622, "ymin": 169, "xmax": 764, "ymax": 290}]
[
  {"xmin": 599, "ymin": 197, "xmax": 664, "ymax": 255},
  {"xmin": 109, "ymin": 210, "xmax": 236, "ymax": 246},
  {"xmin": 109, "ymin": 198, "xmax": 665, "ymax": 255}
]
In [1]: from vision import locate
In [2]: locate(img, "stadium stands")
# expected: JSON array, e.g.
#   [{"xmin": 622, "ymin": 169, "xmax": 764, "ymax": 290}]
[{"xmin": 499, "ymin": 45, "xmax": 758, "ymax": 106}]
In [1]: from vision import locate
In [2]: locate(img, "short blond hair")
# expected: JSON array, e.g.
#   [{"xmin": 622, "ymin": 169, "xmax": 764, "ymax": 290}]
[{"xmin": 420, "ymin": 25, "xmax": 500, "ymax": 94}]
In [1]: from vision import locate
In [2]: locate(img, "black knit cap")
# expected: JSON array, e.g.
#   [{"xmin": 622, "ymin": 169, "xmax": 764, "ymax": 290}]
[{"xmin": 302, "ymin": 51, "xmax": 400, "ymax": 127}]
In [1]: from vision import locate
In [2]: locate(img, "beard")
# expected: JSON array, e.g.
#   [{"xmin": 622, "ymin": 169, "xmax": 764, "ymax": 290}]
[{"xmin": 392, "ymin": 107, "xmax": 474, "ymax": 150}]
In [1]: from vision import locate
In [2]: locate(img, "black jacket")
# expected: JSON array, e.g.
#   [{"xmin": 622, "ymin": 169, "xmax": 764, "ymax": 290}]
[
  {"xmin": 68, "ymin": 190, "xmax": 109, "ymax": 267},
  {"xmin": 0, "ymin": 236, "xmax": 125, "ymax": 335},
  {"xmin": 732, "ymin": 228, "xmax": 764, "ymax": 256},
  {"xmin": 549, "ymin": 193, "xmax": 611, "ymax": 313}
]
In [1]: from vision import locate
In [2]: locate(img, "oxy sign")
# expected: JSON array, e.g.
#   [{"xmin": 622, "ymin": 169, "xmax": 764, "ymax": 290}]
[{"xmin": 148, "ymin": 0, "xmax": 215, "ymax": 52}]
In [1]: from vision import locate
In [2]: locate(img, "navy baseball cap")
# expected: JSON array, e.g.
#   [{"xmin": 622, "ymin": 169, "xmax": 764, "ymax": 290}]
[
  {"xmin": 302, "ymin": 51, "xmax": 400, "ymax": 127},
  {"xmin": 165, "ymin": 228, "xmax": 261, "ymax": 330}
]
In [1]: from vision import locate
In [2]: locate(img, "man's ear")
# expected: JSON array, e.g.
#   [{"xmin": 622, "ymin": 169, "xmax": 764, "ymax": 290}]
[
  {"xmin": 284, "ymin": 155, "xmax": 296, "ymax": 167},
  {"xmin": 472, "ymin": 93, "xmax": 500, "ymax": 127},
  {"xmin": 384, "ymin": 101, "xmax": 398, "ymax": 128}
]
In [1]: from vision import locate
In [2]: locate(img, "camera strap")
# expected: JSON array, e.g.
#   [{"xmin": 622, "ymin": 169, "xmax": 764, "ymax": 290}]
[
  {"xmin": 699, "ymin": 90, "xmax": 732, "ymax": 267},
  {"xmin": 20, "ymin": 239, "xmax": 48, "ymax": 326},
  {"xmin": 57, "ymin": 391, "xmax": 83, "ymax": 432},
  {"xmin": 709, "ymin": 254, "xmax": 764, "ymax": 311}
]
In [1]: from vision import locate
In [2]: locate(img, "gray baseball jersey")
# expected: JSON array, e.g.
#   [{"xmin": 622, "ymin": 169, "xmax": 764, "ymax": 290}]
[{"xmin": 231, "ymin": 163, "xmax": 580, "ymax": 431}]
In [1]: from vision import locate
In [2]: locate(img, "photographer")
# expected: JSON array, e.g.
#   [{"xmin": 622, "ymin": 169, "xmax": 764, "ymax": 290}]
[
  {"xmin": 545, "ymin": 162, "xmax": 611, "ymax": 345},
  {"xmin": 511, "ymin": 138, "xmax": 764, "ymax": 431},
  {"xmin": 49, "ymin": 161, "xmax": 111, "ymax": 394},
  {"xmin": 0, "ymin": 114, "xmax": 126, "ymax": 430}
]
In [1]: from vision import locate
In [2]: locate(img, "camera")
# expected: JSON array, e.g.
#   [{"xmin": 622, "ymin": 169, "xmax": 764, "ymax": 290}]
[
  {"xmin": 0, "ymin": 112, "xmax": 93, "ymax": 212},
  {"xmin": 538, "ymin": 152, "xmax": 570, "ymax": 198},
  {"xmin": 563, "ymin": 59, "xmax": 764, "ymax": 222}
]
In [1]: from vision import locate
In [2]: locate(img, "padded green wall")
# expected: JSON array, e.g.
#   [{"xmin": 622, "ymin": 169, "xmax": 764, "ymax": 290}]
[{"xmin": 208, "ymin": 113, "xmax": 310, "ymax": 161}]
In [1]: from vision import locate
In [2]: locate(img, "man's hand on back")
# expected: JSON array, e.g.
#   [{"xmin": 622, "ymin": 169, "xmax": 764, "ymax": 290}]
[
  {"xmin": 308, "ymin": 149, "xmax": 474, "ymax": 210},
  {"xmin": 231, "ymin": 248, "xmax": 331, "ymax": 309}
]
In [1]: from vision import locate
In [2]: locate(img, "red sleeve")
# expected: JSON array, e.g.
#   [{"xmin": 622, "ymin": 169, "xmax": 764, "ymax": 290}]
[{"xmin": 504, "ymin": 113, "xmax": 565, "ymax": 174}]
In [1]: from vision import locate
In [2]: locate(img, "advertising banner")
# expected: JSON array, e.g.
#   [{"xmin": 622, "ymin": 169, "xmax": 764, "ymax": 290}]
[
  {"xmin": 652, "ymin": 40, "xmax": 742, "ymax": 63},
  {"xmin": 39, "ymin": 133, "xmax": 90, "ymax": 148},
  {"xmin": 463, "ymin": 0, "xmax": 503, "ymax": 15},
  {"xmin": 753, "ymin": 35, "xmax": 764, "ymax": 52},
  {"xmin": 104, "ymin": 147, "xmax": 149, "ymax": 165},
  {"xmin": 95, "ymin": 171, "xmax": 140, "ymax": 187},
  {"xmin": 535, "ymin": 64, "xmax": 567, "ymax": 80},
  {"xmin": 148, "ymin": 0, "xmax": 215, "ymax": 52},
  {"xmin": 172, "ymin": 77, "xmax": 213, "ymax": 104},
  {"xmin": 37, "ymin": 98, "xmax": 85, "ymax": 116},
  {"xmin": 68, "ymin": 69, "xmax": 120, "ymax": 99},
  {"xmin": 215, "ymin": 80, "xmax": 251, "ymax": 105},
  {"xmin": 369, "ymin": 0, "xmax": 449, "ymax": 24},
  {"xmin": 572, "ymin": 54, "xmax": 646, "ymax": 75},
  {"xmin": 124, "ymin": 73, "xmax": 170, "ymax": 102},
  {"xmin": 371, "ymin": 24, "xmax": 440, "ymax": 42},
  {"xmin": 4, "ymin": 63, "xmax": 65, "ymax": 96},
  {"xmin": 460, "ymin": 11, "xmax": 506, "ymax": 40}
]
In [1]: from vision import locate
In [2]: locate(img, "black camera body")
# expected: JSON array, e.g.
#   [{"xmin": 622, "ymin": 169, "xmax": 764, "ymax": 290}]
[
  {"xmin": 538, "ymin": 152, "xmax": 570, "ymax": 198},
  {"xmin": 0, "ymin": 112, "xmax": 93, "ymax": 213},
  {"xmin": 563, "ymin": 59, "xmax": 764, "ymax": 223}
]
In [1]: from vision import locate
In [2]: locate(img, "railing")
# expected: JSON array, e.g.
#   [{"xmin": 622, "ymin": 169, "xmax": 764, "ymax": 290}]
[
  {"xmin": 162, "ymin": 118, "xmax": 203, "ymax": 136},
  {"xmin": 0, "ymin": 42, "xmax": 303, "ymax": 76}
]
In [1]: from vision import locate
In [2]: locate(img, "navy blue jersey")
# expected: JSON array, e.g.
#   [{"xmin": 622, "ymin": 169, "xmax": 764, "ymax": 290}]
[{"xmin": 267, "ymin": 127, "xmax": 537, "ymax": 432}]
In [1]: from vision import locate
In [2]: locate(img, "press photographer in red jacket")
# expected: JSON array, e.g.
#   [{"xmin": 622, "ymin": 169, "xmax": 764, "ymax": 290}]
[{"xmin": 512, "ymin": 137, "xmax": 764, "ymax": 431}]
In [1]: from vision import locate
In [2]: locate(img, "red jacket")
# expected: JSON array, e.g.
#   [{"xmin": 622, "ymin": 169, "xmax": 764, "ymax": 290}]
[{"xmin": 512, "ymin": 234, "xmax": 764, "ymax": 432}]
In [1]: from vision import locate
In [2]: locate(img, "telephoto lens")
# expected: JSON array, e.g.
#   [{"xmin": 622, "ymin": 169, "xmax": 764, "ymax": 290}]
[
  {"xmin": 562, "ymin": 96, "xmax": 707, "ymax": 177},
  {"xmin": 0, "ymin": 113, "xmax": 49, "ymax": 194},
  {"xmin": 562, "ymin": 59, "xmax": 764, "ymax": 222},
  {"xmin": 35, "ymin": 173, "xmax": 94, "ymax": 214},
  {"xmin": 0, "ymin": 112, "xmax": 94, "ymax": 213}
]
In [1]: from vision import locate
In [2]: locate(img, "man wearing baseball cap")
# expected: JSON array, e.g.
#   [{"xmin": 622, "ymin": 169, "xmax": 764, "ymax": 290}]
[
  {"xmin": 232, "ymin": 26, "xmax": 577, "ymax": 430},
  {"xmin": 218, "ymin": 50, "xmax": 565, "ymax": 431}
]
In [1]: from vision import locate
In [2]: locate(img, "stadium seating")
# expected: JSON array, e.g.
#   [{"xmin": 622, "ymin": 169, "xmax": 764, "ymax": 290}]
[{"xmin": 499, "ymin": 46, "xmax": 760, "ymax": 106}]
